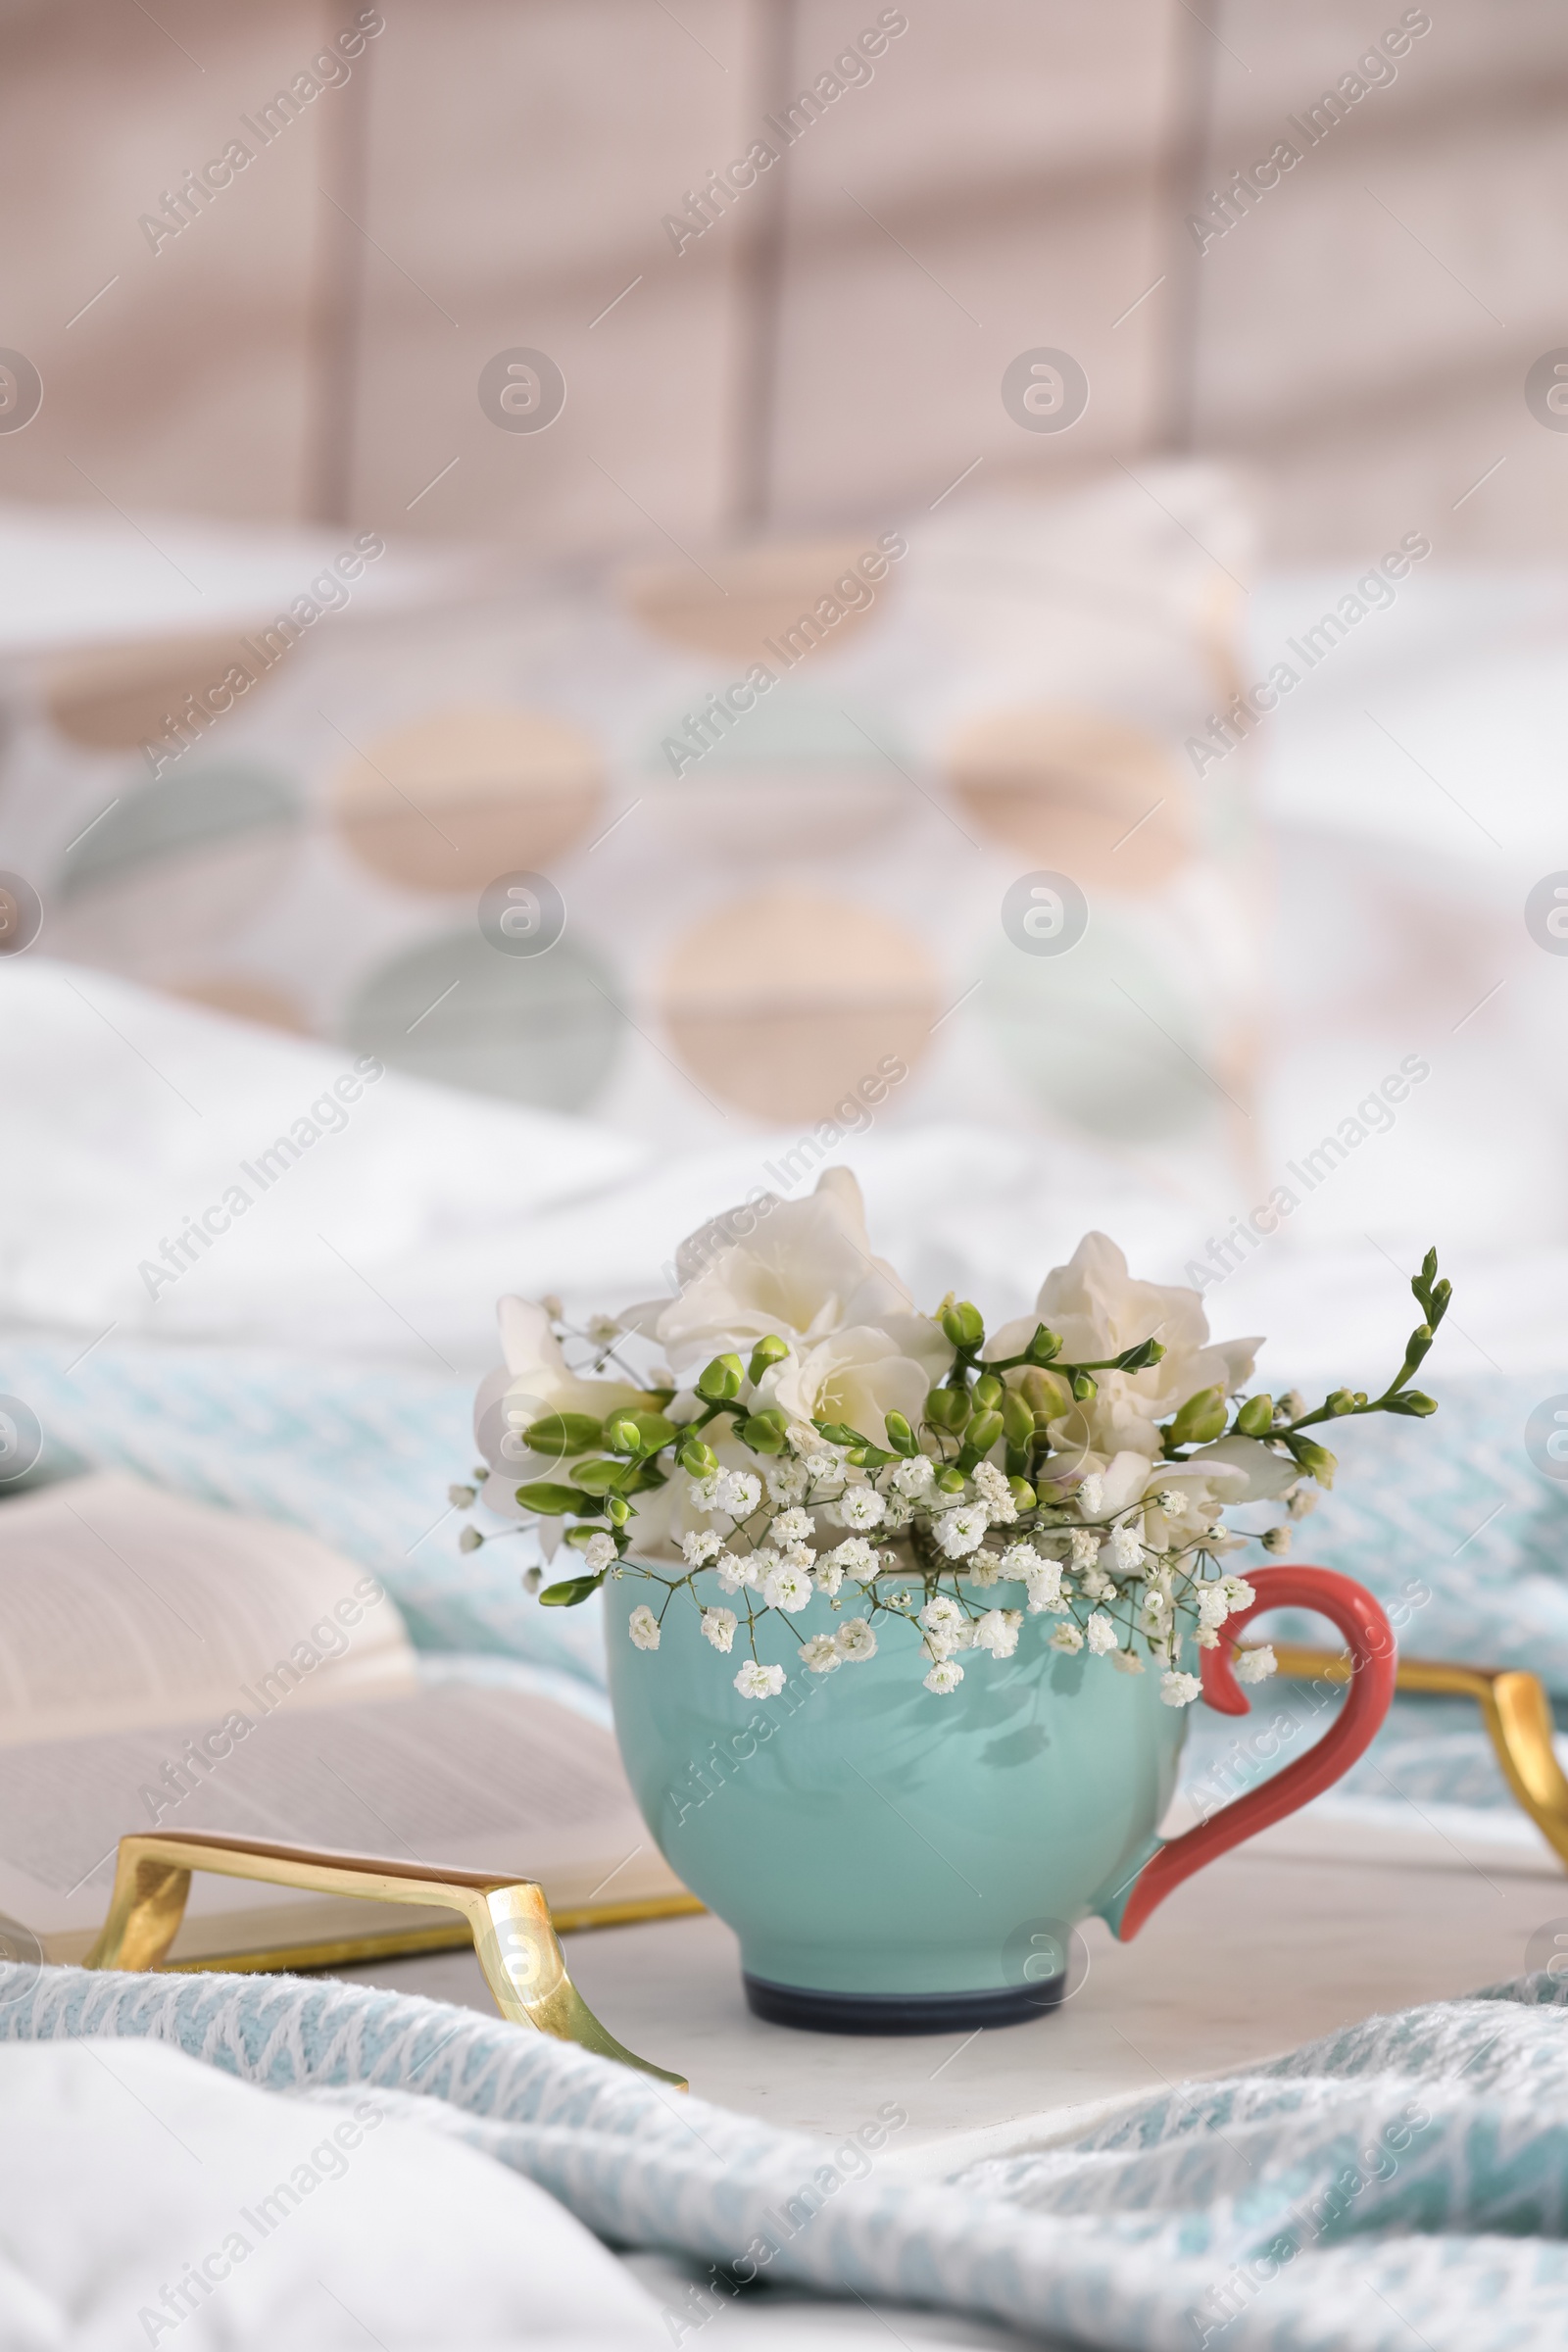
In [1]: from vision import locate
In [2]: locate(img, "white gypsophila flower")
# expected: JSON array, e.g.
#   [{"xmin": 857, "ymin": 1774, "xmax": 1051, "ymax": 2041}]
[
  {"xmin": 971, "ymin": 1461, "xmax": 1016, "ymax": 1523},
  {"xmin": 1077, "ymin": 1473, "xmax": 1105, "ymax": 1517},
  {"xmin": 891, "ymin": 1455, "xmax": 936, "ymax": 1499},
  {"xmin": 765, "ymin": 1460, "xmax": 809, "ymax": 1507},
  {"xmin": 804, "ymin": 1450, "xmax": 843, "ymax": 1484},
  {"xmin": 681, "ymin": 1529, "xmax": 722, "ymax": 1568},
  {"xmin": 1109, "ymin": 1522, "xmax": 1143, "ymax": 1573},
  {"xmin": 771, "ymin": 1507, "xmax": 814, "ymax": 1545},
  {"xmin": 586, "ymin": 1313, "xmax": 620, "ymax": 1343},
  {"xmin": 974, "ymin": 1607, "xmax": 1022, "ymax": 1658},
  {"xmin": 720, "ymin": 1470, "xmax": 762, "ymax": 1518},
  {"xmin": 1197, "ymin": 1583, "xmax": 1231, "ymax": 1629},
  {"xmin": 1110, "ymin": 1646, "xmax": 1146, "ymax": 1675},
  {"xmin": 628, "ymin": 1605, "xmax": 661, "ymax": 1651},
  {"xmin": 919, "ymin": 1593, "xmax": 964, "ymax": 1635},
  {"xmin": 820, "ymin": 1537, "xmax": 875, "ymax": 1594},
  {"xmin": 1069, "ymin": 1528, "xmax": 1099, "ymax": 1572},
  {"xmin": 1085, "ymin": 1611, "xmax": 1118, "ymax": 1655},
  {"xmin": 799, "ymin": 1634, "xmax": 841, "ymax": 1674},
  {"xmin": 1160, "ymin": 1670, "xmax": 1202, "ymax": 1707},
  {"xmin": 936, "ymin": 1503, "xmax": 988, "ymax": 1558},
  {"xmin": 715, "ymin": 1551, "xmax": 755, "ymax": 1593},
  {"xmin": 1260, "ymin": 1524, "xmax": 1292, "ymax": 1555},
  {"xmin": 1197, "ymin": 1627, "xmax": 1220, "ymax": 1649},
  {"xmin": 814, "ymin": 1558, "xmax": 845, "ymax": 1597},
  {"xmin": 835, "ymin": 1617, "xmax": 877, "ymax": 1662},
  {"xmin": 838, "ymin": 1487, "xmax": 885, "ymax": 1532},
  {"xmin": 1050, "ymin": 1623, "xmax": 1085, "ymax": 1653},
  {"xmin": 1220, "ymin": 1576, "xmax": 1256, "ymax": 1614},
  {"xmin": 966, "ymin": 1551, "xmax": 1002, "ymax": 1589},
  {"xmin": 1000, "ymin": 1541, "xmax": 1039, "ymax": 1576},
  {"xmin": 880, "ymin": 1493, "xmax": 914, "ymax": 1532},
  {"xmin": 1078, "ymin": 1566, "xmax": 1114, "ymax": 1601},
  {"xmin": 702, "ymin": 1606, "xmax": 737, "ymax": 1652},
  {"xmin": 1236, "ymin": 1643, "xmax": 1277, "ymax": 1683},
  {"xmin": 763, "ymin": 1563, "xmax": 813, "ymax": 1612},
  {"xmin": 924, "ymin": 1656, "xmax": 964, "ymax": 1694},
  {"xmin": 734, "ymin": 1659, "xmax": 785, "ymax": 1698},
  {"xmin": 777, "ymin": 1542, "xmax": 816, "ymax": 1573},
  {"xmin": 689, "ymin": 1471, "xmax": 723, "ymax": 1511},
  {"xmin": 1024, "ymin": 1560, "xmax": 1065, "ymax": 1615},
  {"xmin": 1287, "ymin": 1484, "xmax": 1318, "ymax": 1521},
  {"xmin": 581, "ymin": 1531, "xmax": 618, "ymax": 1571}
]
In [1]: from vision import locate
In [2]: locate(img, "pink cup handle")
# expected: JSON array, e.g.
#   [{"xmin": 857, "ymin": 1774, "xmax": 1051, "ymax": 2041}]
[{"xmin": 1115, "ymin": 1564, "xmax": 1397, "ymax": 1940}]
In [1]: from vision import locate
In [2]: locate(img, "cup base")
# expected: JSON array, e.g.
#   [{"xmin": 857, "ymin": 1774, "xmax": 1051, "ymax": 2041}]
[{"xmin": 742, "ymin": 1972, "xmax": 1066, "ymax": 2035}]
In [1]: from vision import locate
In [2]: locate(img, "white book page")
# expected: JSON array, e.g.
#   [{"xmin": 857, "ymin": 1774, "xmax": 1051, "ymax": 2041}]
[
  {"xmin": 0, "ymin": 1474, "xmax": 416, "ymax": 1746},
  {"xmin": 0, "ymin": 1685, "xmax": 672, "ymax": 1946}
]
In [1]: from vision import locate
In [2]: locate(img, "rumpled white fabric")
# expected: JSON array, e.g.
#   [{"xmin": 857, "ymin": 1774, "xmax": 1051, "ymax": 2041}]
[{"xmin": 0, "ymin": 2035, "xmax": 663, "ymax": 2351}]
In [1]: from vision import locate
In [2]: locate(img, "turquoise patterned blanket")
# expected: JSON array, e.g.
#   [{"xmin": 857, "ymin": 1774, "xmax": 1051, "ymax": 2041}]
[{"xmin": 5, "ymin": 1959, "xmax": 1568, "ymax": 2349}]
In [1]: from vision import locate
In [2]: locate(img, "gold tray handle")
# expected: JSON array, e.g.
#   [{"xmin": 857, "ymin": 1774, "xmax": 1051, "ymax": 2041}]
[{"xmin": 82, "ymin": 1831, "xmax": 686, "ymax": 2088}]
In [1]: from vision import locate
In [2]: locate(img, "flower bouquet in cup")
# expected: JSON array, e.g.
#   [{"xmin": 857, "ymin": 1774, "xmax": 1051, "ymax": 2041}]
[{"xmin": 454, "ymin": 1169, "xmax": 1447, "ymax": 1706}]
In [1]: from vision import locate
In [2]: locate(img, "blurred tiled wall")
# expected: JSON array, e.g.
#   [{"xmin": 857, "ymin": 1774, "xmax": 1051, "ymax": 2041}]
[{"xmin": 3, "ymin": 0, "xmax": 1564, "ymax": 561}]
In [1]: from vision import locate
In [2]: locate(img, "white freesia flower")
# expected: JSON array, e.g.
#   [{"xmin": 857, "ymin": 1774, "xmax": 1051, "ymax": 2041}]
[
  {"xmin": 936, "ymin": 1503, "xmax": 988, "ymax": 1557},
  {"xmin": 924, "ymin": 1657, "xmax": 964, "ymax": 1693},
  {"xmin": 989, "ymin": 1234, "xmax": 1261, "ymax": 1463},
  {"xmin": 627, "ymin": 1605, "xmax": 661, "ymax": 1651},
  {"xmin": 631, "ymin": 1168, "xmax": 947, "ymax": 1372},
  {"xmin": 701, "ymin": 1606, "xmax": 737, "ymax": 1651},
  {"xmin": 473, "ymin": 1295, "xmax": 656, "ymax": 1526},
  {"xmin": 835, "ymin": 1617, "xmax": 877, "ymax": 1662},
  {"xmin": 763, "ymin": 1326, "xmax": 946, "ymax": 1454},
  {"xmin": 734, "ymin": 1660, "xmax": 785, "ymax": 1697},
  {"xmin": 800, "ymin": 1635, "xmax": 841, "ymax": 1674},
  {"xmin": 1161, "ymin": 1670, "xmax": 1202, "ymax": 1707}
]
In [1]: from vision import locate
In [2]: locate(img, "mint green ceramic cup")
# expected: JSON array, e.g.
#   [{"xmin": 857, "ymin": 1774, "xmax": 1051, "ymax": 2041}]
[{"xmin": 604, "ymin": 1568, "xmax": 1183, "ymax": 2032}]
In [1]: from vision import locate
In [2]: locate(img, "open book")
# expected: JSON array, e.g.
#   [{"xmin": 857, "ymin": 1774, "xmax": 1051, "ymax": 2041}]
[{"xmin": 0, "ymin": 1475, "xmax": 693, "ymax": 1970}]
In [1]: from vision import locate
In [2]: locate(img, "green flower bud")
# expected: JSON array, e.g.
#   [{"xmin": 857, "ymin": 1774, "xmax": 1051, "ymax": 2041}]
[
  {"xmin": 1020, "ymin": 1368, "xmax": 1074, "ymax": 1425},
  {"xmin": 522, "ymin": 1411, "xmax": 604, "ymax": 1458},
  {"xmin": 626, "ymin": 1411, "xmax": 677, "ymax": 1452},
  {"xmin": 940, "ymin": 1300, "xmax": 985, "ymax": 1349},
  {"xmin": 934, "ymin": 1465, "xmax": 967, "ymax": 1494},
  {"xmin": 1384, "ymin": 1391, "xmax": 1438, "ymax": 1417},
  {"xmin": 1115, "ymin": 1337, "xmax": 1166, "ymax": 1372},
  {"xmin": 1166, "ymin": 1385, "xmax": 1225, "ymax": 1446},
  {"xmin": 538, "ymin": 1571, "xmax": 608, "ymax": 1608},
  {"xmin": 964, "ymin": 1409, "xmax": 1004, "ymax": 1456},
  {"xmin": 696, "ymin": 1353, "xmax": 744, "ymax": 1402},
  {"xmin": 1007, "ymin": 1475, "xmax": 1037, "ymax": 1511},
  {"xmin": 747, "ymin": 1335, "xmax": 791, "ymax": 1384},
  {"xmin": 604, "ymin": 1413, "xmax": 643, "ymax": 1455},
  {"xmin": 1000, "ymin": 1389, "xmax": 1036, "ymax": 1448},
  {"xmin": 514, "ymin": 1480, "xmax": 602, "ymax": 1516},
  {"xmin": 1289, "ymin": 1437, "xmax": 1338, "ymax": 1486},
  {"xmin": 925, "ymin": 1387, "xmax": 971, "ymax": 1433},
  {"xmin": 1235, "ymin": 1394, "xmax": 1274, "ymax": 1437},
  {"xmin": 1326, "ymin": 1388, "xmax": 1358, "ymax": 1416},
  {"xmin": 570, "ymin": 1457, "xmax": 630, "ymax": 1494},
  {"xmin": 740, "ymin": 1409, "xmax": 789, "ymax": 1454},
  {"xmin": 606, "ymin": 1494, "xmax": 631, "ymax": 1525},
  {"xmin": 1071, "ymin": 1371, "xmax": 1099, "ymax": 1404},
  {"xmin": 883, "ymin": 1410, "xmax": 920, "ymax": 1458},
  {"xmin": 972, "ymin": 1372, "xmax": 1004, "ymax": 1410},
  {"xmin": 1025, "ymin": 1325, "xmax": 1062, "ymax": 1362},
  {"xmin": 677, "ymin": 1438, "xmax": 718, "ymax": 1477}
]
